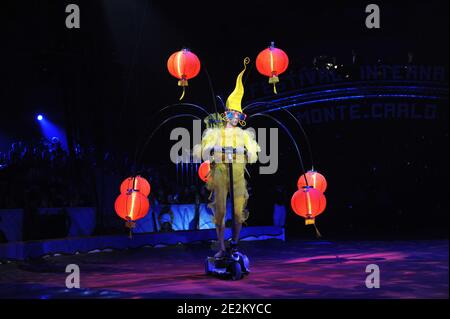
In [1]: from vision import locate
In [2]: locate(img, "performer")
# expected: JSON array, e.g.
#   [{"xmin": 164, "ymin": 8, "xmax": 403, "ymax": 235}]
[{"xmin": 194, "ymin": 58, "xmax": 260, "ymax": 258}]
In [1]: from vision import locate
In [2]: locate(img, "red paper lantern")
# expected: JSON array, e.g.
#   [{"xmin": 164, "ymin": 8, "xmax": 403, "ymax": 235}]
[
  {"xmin": 297, "ymin": 170, "xmax": 328, "ymax": 193},
  {"xmin": 114, "ymin": 191, "xmax": 150, "ymax": 222},
  {"xmin": 291, "ymin": 186, "xmax": 327, "ymax": 225},
  {"xmin": 198, "ymin": 160, "xmax": 210, "ymax": 182},
  {"xmin": 256, "ymin": 42, "xmax": 289, "ymax": 94},
  {"xmin": 167, "ymin": 48, "xmax": 201, "ymax": 100},
  {"xmin": 120, "ymin": 176, "xmax": 151, "ymax": 197}
]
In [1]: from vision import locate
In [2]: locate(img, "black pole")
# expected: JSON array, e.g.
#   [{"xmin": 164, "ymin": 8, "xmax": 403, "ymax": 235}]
[
  {"xmin": 226, "ymin": 148, "xmax": 236, "ymax": 239},
  {"xmin": 202, "ymin": 65, "xmax": 219, "ymax": 116}
]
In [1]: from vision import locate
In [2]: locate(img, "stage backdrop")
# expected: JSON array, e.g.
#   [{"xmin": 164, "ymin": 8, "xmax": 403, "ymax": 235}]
[
  {"xmin": 133, "ymin": 201, "xmax": 234, "ymax": 233},
  {"xmin": 0, "ymin": 204, "xmax": 233, "ymax": 242}
]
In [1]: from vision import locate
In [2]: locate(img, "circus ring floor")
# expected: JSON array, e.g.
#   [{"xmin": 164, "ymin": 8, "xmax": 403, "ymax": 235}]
[{"xmin": 0, "ymin": 239, "xmax": 447, "ymax": 299}]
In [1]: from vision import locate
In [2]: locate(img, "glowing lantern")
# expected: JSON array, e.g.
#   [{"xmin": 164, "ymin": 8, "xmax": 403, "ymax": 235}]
[
  {"xmin": 198, "ymin": 160, "xmax": 210, "ymax": 182},
  {"xmin": 114, "ymin": 191, "xmax": 150, "ymax": 231},
  {"xmin": 256, "ymin": 42, "xmax": 289, "ymax": 94},
  {"xmin": 291, "ymin": 186, "xmax": 327, "ymax": 225},
  {"xmin": 297, "ymin": 170, "xmax": 327, "ymax": 193},
  {"xmin": 120, "ymin": 175, "xmax": 151, "ymax": 197},
  {"xmin": 167, "ymin": 48, "xmax": 201, "ymax": 100}
]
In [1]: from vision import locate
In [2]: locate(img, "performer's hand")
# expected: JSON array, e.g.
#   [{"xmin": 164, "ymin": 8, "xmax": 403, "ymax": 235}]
[{"xmin": 246, "ymin": 151, "xmax": 257, "ymax": 163}]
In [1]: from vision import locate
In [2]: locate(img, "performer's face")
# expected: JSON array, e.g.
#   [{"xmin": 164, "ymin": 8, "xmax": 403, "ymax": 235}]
[
  {"xmin": 225, "ymin": 111, "xmax": 246, "ymax": 127},
  {"xmin": 229, "ymin": 117, "xmax": 239, "ymax": 126}
]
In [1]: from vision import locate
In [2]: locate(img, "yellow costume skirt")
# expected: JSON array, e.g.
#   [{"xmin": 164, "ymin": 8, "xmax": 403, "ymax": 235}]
[{"xmin": 206, "ymin": 162, "xmax": 249, "ymax": 226}]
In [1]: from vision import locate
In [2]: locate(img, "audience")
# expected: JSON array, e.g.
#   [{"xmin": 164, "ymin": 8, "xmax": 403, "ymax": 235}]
[{"xmin": 0, "ymin": 138, "xmax": 209, "ymax": 209}]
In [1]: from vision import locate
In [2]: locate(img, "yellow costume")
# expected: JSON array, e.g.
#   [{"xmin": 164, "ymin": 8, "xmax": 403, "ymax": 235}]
[{"xmin": 194, "ymin": 58, "xmax": 260, "ymax": 226}]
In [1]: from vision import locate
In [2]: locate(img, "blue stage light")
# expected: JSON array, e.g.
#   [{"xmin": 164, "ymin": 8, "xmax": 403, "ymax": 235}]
[{"xmin": 36, "ymin": 114, "xmax": 69, "ymax": 151}]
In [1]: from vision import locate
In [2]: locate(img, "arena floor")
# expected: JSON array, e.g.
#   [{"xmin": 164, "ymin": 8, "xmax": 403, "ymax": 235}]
[{"xmin": 0, "ymin": 239, "xmax": 447, "ymax": 299}]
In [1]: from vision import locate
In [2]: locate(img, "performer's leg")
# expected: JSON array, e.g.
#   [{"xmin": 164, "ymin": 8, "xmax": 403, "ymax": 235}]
[
  {"xmin": 232, "ymin": 195, "xmax": 246, "ymax": 244},
  {"xmin": 231, "ymin": 163, "xmax": 247, "ymax": 246},
  {"xmin": 232, "ymin": 222, "xmax": 242, "ymax": 243},
  {"xmin": 214, "ymin": 200, "xmax": 227, "ymax": 254},
  {"xmin": 213, "ymin": 165, "xmax": 228, "ymax": 257},
  {"xmin": 215, "ymin": 224, "xmax": 226, "ymax": 252},
  {"xmin": 214, "ymin": 216, "xmax": 227, "ymax": 258}
]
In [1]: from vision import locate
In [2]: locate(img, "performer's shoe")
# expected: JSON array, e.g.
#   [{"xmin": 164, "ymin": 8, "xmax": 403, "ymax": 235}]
[
  {"xmin": 214, "ymin": 249, "xmax": 227, "ymax": 259},
  {"xmin": 229, "ymin": 240, "xmax": 238, "ymax": 254}
]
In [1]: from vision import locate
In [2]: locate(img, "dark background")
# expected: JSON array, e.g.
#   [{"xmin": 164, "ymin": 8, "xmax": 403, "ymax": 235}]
[{"xmin": 1, "ymin": 0, "xmax": 448, "ymax": 240}]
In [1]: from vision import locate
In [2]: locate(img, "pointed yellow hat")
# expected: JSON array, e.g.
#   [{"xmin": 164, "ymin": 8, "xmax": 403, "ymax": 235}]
[{"xmin": 226, "ymin": 57, "xmax": 250, "ymax": 113}]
